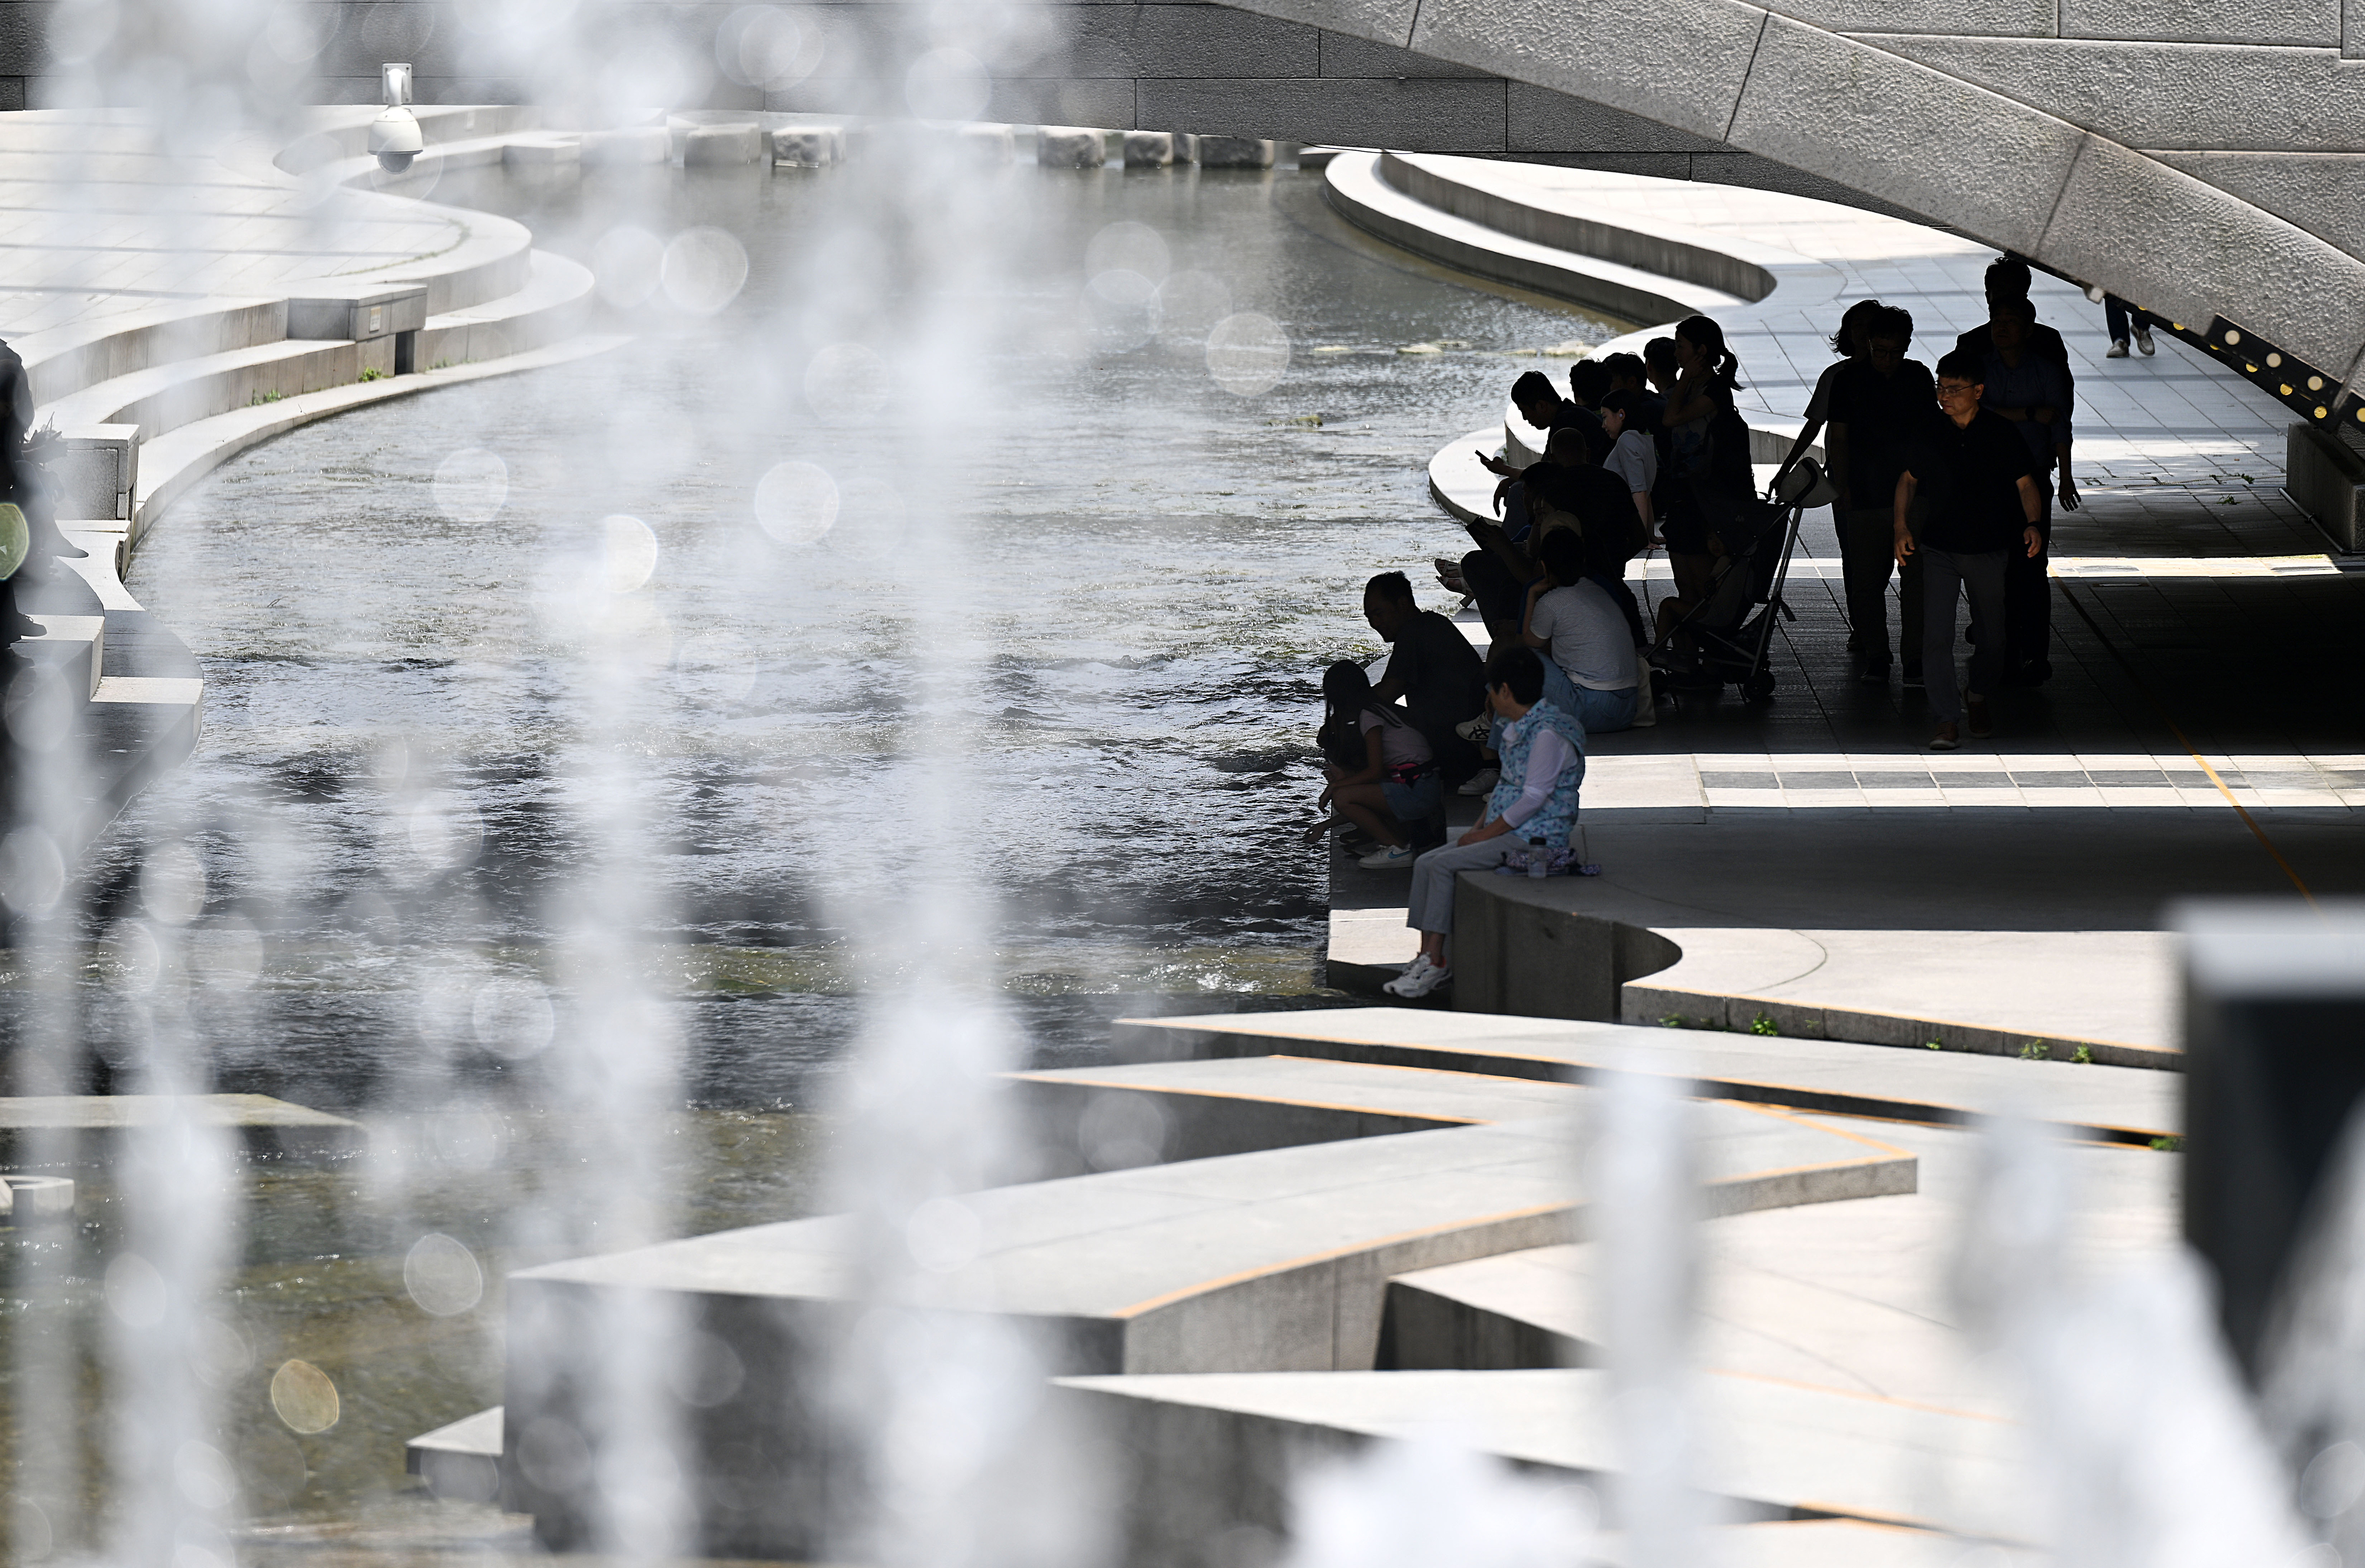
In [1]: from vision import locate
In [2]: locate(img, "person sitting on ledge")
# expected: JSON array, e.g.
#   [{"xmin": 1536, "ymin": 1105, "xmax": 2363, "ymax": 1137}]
[
  {"xmin": 1384, "ymin": 646, "xmax": 1588, "ymax": 1002},
  {"xmin": 1521, "ymin": 529, "xmax": 1640, "ymax": 736},
  {"xmin": 1481, "ymin": 370, "xmax": 1602, "ymax": 485},
  {"xmin": 1304, "ymin": 660, "xmax": 1443, "ymax": 869},
  {"xmin": 1447, "ymin": 427, "xmax": 1636, "ymax": 651},
  {"xmin": 1563, "ymin": 358, "xmax": 1615, "ymax": 461},
  {"xmin": 1602, "ymin": 352, "xmax": 1663, "ymax": 436},
  {"xmin": 1362, "ymin": 571, "xmax": 1487, "ymax": 789}
]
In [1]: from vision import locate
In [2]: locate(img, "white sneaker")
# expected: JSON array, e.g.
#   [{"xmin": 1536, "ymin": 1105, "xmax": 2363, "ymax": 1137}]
[
  {"xmin": 1629, "ymin": 670, "xmax": 1657, "ymax": 727},
  {"xmin": 2135, "ymin": 326, "xmax": 2156, "ymax": 355},
  {"xmin": 1457, "ymin": 767, "xmax": 1500, "ymax": 796},
  {"xmin": 1384, "ymin": 955, "xmax": 1453, "ymax": 999},
  {"xmin": 2107, "ymin": 338, "xmax": 2130, "ymax": 358},
  {"xmin": 1358, "ymin": 842, "xmax": 1418, "ymax": 869}
]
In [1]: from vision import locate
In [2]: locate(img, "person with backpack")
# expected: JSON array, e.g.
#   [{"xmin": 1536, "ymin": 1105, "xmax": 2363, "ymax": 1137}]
[{"xmin": 1304, "ymin": 660, "xmax": 1444, "ymax": 869}]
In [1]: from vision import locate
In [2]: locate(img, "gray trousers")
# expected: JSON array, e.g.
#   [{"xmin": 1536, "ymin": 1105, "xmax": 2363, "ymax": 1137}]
[
  {"xmin": 1921, "ymin": 544, "xmax": 2009, "ymax": 722},
  {"xmin": 1407, "ymin": 832, "xmax": 1526, "ymax": 937}
]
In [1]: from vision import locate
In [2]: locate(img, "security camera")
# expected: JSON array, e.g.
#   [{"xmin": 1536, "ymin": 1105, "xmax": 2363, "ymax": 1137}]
[
  {"xmin": 370, "ymin": 106, "xmax": 423, "ymax": 174},
  {"xmin": 370, "ymin": 61, "xmax": 422, "ymax": 174}
]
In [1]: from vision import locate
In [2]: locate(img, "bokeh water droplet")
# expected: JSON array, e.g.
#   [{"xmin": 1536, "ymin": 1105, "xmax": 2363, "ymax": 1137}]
[
  {"xmin": 1206, "ymin": 312, "xmax": 1290, "ymax": 396},
  {"xmin": 754, "ymin": 461, "xmax": 840, "ymax": 545},
  {"xmin": 662, "ymin": 226, "xmax": 749, "ymax": 315},
  {"xmin": 433, "ymin": 448, "xmax": 508, "ymax": 523}
]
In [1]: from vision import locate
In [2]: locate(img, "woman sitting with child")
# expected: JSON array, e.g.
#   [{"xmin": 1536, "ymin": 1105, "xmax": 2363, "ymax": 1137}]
[{"xmin": 1304, "ymin": 659, "xmax": 1444, "ymax": 869}]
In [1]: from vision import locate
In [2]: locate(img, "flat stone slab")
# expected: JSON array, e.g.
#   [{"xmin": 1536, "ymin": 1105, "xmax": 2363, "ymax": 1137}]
[
  {"xmin": 513, "ymin": 1102, "xmax": 1909, "ymax": 1377},
  {"xmin": 1113, "ymin": 1009, "xmax": 2180, "ymax": 1144},
  {"xmin": 1387, "ymin": 1111, "xmax": 2175, "ymax": 1411},
  {"xmin": 0, "ymin": 1094, "xmax": 361, "ymax": 1162},
  {"xmin": 1058, "ymin": 1367, "xmax": 2025, "ymax": 1542}
]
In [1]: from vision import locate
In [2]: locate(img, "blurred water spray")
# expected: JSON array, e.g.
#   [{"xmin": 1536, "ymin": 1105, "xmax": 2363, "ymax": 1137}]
[
  {"xmin": 1592, "ymin": 1067, "xmax": 1707, "ymax": 1567},
  {"xmin": 1956, "ymin": 1115, "xmax": 2308, "ymax": 1566}
]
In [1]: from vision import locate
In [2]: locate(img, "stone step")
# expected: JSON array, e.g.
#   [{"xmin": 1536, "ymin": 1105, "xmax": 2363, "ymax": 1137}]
[
  {"xmin": 15, "ymin": 298, "xmax": 287, "ymax": 409},
  {"xmin": 1057, "ymin": 1367, "xmax": 2026, "ymax": 1548},
  {"xmin": 1111, "ymin": 1006, "xmax": 2181, "ymax": 1145},
  {"xmin": 0, "ymin": 1093, "xmax": 360, "ymax": 1163},
  {"xmin": 1007, "ymin": 1054, "xmax": 1587, "ymax": 1178},
  {"xmin": 127, "ymin": 259, "xmax": 607, "ymax": 543},
  {"xmin": 41, "ymin": 336, "xmax": 381, "ymax": 442},
  {"xmin": 497, "ymin": 1102, "xmax": 1909, "ymax": 1555}
]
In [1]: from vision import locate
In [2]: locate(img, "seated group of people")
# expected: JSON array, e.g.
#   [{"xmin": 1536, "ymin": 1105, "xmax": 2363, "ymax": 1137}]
[{"xmin": 1300, "ymin": 314, "xmax": 1768, "ymax": 1000}]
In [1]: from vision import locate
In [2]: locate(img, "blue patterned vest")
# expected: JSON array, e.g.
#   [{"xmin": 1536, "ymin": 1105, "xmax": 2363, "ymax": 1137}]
[{"xmin": 1486, "ymin": 699, "xmax": 1589, "ymax": 847}]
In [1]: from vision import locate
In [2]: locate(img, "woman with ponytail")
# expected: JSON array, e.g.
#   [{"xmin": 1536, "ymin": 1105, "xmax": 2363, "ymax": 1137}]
[{"xmin": 1657, "ymin": 315, "xmax": 1758, "ymax": 604}]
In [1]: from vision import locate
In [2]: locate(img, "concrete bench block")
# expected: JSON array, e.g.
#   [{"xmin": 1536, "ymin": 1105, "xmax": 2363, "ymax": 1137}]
[
  {"xmin": 771, "ymin": 125, "xmax": 845, "ymax": 167},
  {"xmin": 958, "ymin": 122, "xmax": 1015, "ymax": 163},
  {"xmin": 501, "ymin": 135, "xmax": 579, "ymax": 169},
  {"xmin": 683, "ymin": 124, "xmax": 766, "ymax": 167},
  {"xmin": 48, "ymin": 424, "xmax": 140, "ymax": 523},
  {"xmin": 1036, "ymin": 125, "xmax": 1107, "ymax": 169},
  {"xmin": 577, "ymin": 127, "xmax": 669, "ymax": 167},
  {"xmin": 2288, "ymin": 420, "xmax": 2365, "ymax": 551},
  {"xmin": 1197, "ymin": 135, "xmax": 1278, "ymax": 168},
  {"xmin": 1124, "ymin": 130, "xmax": 1179, "ymax": 167}
]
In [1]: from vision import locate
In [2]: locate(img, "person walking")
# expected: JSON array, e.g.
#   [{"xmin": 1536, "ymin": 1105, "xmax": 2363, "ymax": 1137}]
[
  {"xmin": 1978, "ymin": 296, "xmax": 2080, "ymax": 684},
  {"xmin": 1773, "ymin": 298, "xmax": 1882, "ymax": 493},
  {"xmin": 2103, "ymin": 294, "xmax": 2157, "ymax": 358},
  {"xmin": 1894, "ymin": 349, "xmax": 2043, "ymax": 751},
  {"xmin": 1384, "ymin": 647, "xmax": 1586, "ymax": 1001},
  {"xmin": 1825, "ymin": 304, "xmax": 1935, "ymax": 684}
]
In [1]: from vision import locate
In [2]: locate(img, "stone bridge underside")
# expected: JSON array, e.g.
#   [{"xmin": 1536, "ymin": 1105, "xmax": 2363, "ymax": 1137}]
[
  {"xmin": 919, "ymin": 0, "xmax": 2365, "ymax": 400},
  {"xmin": 6, "ymin": 0, "xmax": 2362, "ymax": 396}
]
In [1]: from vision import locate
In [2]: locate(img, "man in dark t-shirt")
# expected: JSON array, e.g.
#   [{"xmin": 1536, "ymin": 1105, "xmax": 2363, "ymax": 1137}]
[
  {"xmin": 1365, "ymin": 572, "xmax": 1486, "ymax": 788},
  {"xmin": 1825, "ymin": 304, "xmax": 1936, "ymax": 684},
  {"xmin": 1896, "ymin": 349, "xmax": 2042, "ymax": 751}
]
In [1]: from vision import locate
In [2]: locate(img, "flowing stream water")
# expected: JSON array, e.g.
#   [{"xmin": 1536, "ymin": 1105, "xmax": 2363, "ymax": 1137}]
[
  {"xmin": 0, "ymin": 153, "xmax": 1624, "ymax": 1540},
  {"xmin": 66, "ymin": 157, "xmax": 1620, "ymax": 1114}
]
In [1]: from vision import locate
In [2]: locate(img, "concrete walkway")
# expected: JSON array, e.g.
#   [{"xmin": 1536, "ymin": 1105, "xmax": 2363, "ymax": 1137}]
[{"xmin": 1323, "ymin": 151, "xmax": 2357, "ymax": 1060}]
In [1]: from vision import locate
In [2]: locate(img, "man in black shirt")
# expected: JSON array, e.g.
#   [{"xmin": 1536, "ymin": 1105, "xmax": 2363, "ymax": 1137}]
[
  {"xmin": 1896, "ymin": 349, "xmax": 2043, "ymax": 751},
  {"xmin": 1825, "ymin": 304, "xmax": 1935, "ymax": 684},
  {"xmin": 1365, "ymin": 572, "xmax": 1486, "ymax": 788}
]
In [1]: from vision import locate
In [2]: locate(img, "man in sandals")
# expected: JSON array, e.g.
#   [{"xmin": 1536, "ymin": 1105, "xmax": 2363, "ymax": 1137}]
[{"xmin": 1893, "ymin": 349, "xmax": 2043, "ymax": 751}]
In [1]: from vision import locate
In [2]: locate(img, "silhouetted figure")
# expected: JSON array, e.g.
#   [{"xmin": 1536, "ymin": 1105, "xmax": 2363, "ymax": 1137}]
[
  {"xmin": 1826, "ymin": 304, "xmax": 1936, "ymax": 684},
  {"xmin": 1895, "ymin": 349, "xmax": 2044, "ymax": 752},
  {"xmin": 1362, "ymin": 572, "xmax": 1486, "ymax": 791},
  {"xmin": 1979, "ymin": 295, "xmax": 2080, "ymax": 684},
  {"xmin": 2103, "ymin": 294, "xmax": 2157, "ymax": 358}
]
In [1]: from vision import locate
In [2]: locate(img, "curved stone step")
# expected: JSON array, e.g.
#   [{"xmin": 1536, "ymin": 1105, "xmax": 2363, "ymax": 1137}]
[
  {"xmin": 127, "ymin": 323, "xmax": 627, "ymax": 546},
  {"xmin": 1324, "ymin": 150, "xmax": 1745, "ymax": 326},
  {"xmin": 416, "ymin": 250, "xmax": 595, "ymax": 367},
  {"xmin": 40, "ymin": 336, "xmax": 376, "ymax": 442}
]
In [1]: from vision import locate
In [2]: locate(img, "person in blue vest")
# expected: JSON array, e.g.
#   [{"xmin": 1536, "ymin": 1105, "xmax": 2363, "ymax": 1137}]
[{"xmin": 1385, "ymin": 646, "xmax": 1587, "ymax": 1001}]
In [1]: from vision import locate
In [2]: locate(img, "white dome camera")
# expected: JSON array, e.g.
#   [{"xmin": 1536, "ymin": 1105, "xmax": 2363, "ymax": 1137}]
[{"xmin": 370, "ymin": 62, "xmax": 422, "ymax": 174}]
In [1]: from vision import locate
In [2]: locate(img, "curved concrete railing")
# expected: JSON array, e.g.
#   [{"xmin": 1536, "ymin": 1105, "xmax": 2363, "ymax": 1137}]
[
  {"xmin": 1324, "ymin": 150, "xmax": 1745, "ymax": 325},
  {"xmin": 1379, "ymin": 152, "xmax": 1779, "ymax": 303}
]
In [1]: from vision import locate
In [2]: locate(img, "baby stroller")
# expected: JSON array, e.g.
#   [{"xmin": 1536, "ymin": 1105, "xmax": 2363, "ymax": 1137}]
[{"xmin": 1648, "ymin": 458, "xmax": 1826, "ymax": 703}]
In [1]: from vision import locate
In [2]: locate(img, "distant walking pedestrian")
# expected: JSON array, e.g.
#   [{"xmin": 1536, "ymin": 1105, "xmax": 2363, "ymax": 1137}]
[
  {"xmin": 1978, "ymin": 296, "xmax": 2080, "ymax": 685},
  {"xmin": 2103, "ymin": 295, "xmax": 2157, "ymax": 358},
  {"xmin": 1774, "ymin": 298, "xmax": 1882, "ymax": 492},
  {"xmin": 1894, "ymin": 349, "xmax": 2043, "ymax": 751},
  {"xmin": 1825, "ymin": 304, "xmax": 1935, "ymax": 684}
]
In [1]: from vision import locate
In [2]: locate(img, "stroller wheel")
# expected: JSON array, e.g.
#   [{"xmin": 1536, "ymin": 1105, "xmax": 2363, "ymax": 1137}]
[{"xmin": 1743, "ymin": 669, "xmax": 1777, "ymax": 702}]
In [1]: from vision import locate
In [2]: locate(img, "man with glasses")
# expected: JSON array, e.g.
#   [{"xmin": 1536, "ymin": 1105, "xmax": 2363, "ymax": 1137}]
[{"xmin": 1894, "ymin": 349, "xmax": 2043, "ymax": 751}]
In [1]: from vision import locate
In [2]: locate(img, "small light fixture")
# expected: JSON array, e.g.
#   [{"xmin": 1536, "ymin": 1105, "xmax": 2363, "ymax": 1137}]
[
  {"xmin": 2224, "ymin": 329, "xmax": 2243, "ymax": 345},
  {"xmin": 2281, "ymin": 384, "xmax": 2295, "ymax": 396},
  {"xmin": 2315, "ymin": 406, "xmax": 2328, "ymax": 419},
  {"xmin": 2310, "ymin": 375, "xmax": 2326, "ymax": 391},
  {"xmin": 2266, "ymin": 352, "xmax": 2283, "ymax": 368}
]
